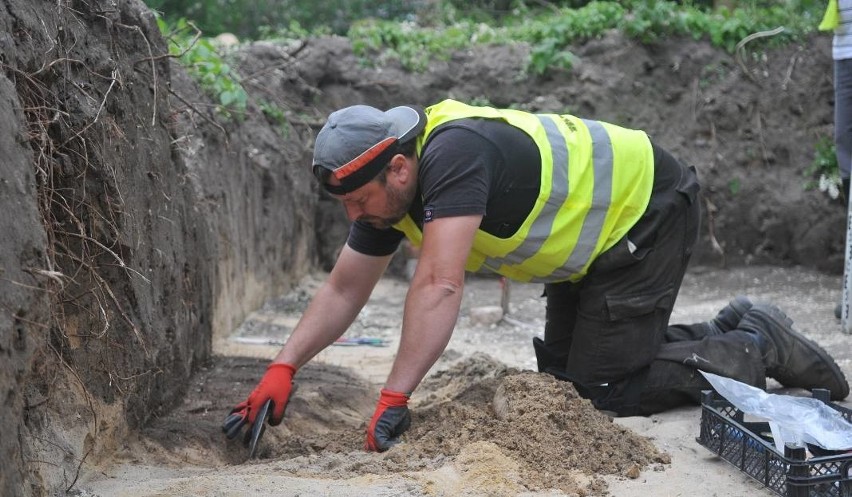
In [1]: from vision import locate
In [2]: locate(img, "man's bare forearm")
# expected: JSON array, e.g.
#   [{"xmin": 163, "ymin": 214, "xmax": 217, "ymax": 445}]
[
  {"xmin": 382, "ymin": 214, "xmax": 481, "ymax": 394},
  {"xmin": 383, "ymin": 275, "xmax": 464, "ymax": 393}
]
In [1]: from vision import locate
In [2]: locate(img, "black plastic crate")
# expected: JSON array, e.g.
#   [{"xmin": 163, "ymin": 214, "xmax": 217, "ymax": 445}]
[{"xmin": 697, "ymin": 389, "xmax": 852, "ymax": 497}]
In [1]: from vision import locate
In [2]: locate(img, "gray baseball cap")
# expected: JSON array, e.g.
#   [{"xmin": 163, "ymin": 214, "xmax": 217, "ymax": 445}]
[{"xmin": 312, "ymin": 104, "xmax": 426, "ymax": 195}]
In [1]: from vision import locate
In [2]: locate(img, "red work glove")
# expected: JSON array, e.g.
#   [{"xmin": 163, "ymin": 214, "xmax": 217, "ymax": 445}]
[
  {"xmin": 365, "ymin": 389, "xmax": 411, "ymax": 452},
  {"xmin": 231, "ymin": 363, "xmax": 296, "ymax": 427}
]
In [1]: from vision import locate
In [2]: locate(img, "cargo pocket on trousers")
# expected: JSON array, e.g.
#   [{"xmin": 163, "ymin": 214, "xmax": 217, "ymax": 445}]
[
  {"xmin": 601, "ymin": 286, "xmax": 675, "ymax": 373},
  {"xmin": 604, "ymin": 285, "xmax": 674, "ymax": 322}
]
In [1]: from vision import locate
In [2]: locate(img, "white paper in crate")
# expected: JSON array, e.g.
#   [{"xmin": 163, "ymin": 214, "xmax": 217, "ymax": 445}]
[{"xmin": 700, "ymin": 371, "xmax": 852, "ymax": 452}]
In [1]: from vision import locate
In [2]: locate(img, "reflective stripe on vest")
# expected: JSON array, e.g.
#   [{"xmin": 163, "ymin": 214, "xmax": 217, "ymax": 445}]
[
  {"xmin": 395, "ymin": 99, "xmax": 653, "ymax": 283},
  {"xmin": 479, "ymin": 118, "xmax": 613, "ymax": 282}
]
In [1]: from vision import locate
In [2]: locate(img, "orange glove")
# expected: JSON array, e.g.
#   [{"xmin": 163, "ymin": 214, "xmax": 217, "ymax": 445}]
[
  {"xmin": 365, "ymin": 389, "xmax": 411, "ymax": 452},
  {"xmin": 224, "ymin": 363, "xmax": 296, "ymax": 437}
]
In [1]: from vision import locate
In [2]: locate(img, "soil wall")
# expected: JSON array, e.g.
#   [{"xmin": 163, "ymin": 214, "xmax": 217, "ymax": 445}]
[
  {"xmin": 0, "ymin": 1, "xmax": 314, "ymax": 494},
  {"xmin": 0, "ymin": 69, "xmax": 49, "ymax": 495}
]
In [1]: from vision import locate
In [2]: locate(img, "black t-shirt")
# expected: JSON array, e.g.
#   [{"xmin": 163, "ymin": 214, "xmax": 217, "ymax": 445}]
[
  {"xmin": 344, "ymin": 117, "xmax": 683, "ymax": 258},
  {"xmin": 346, "ymin": 118, "xmax": 541, "ymax": 256}
]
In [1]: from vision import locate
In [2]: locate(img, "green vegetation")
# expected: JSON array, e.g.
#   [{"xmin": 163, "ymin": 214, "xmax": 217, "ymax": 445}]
[
  {"xmin": 805, "ymin": 136, "xmax": 842, "ymax": 200},
  {"xmin": 347, "ymin": 0, "xmax": 823, "ymax": 75},
  {"xmin": 259, "ymin": 100, "xmax": 291, "ymax": 138},
  {"xmin": 146, "ymin": 1, "xmax": 825, "ymax": 76},
  {"xmin": 156, "ymin": 17, "xmax": 248, "ymax": 118},
  {"xmin": 728, "ymin": 178, "xmax": 742, "ymax": 196},
  {"xmin": 146, "ymin": 0, "xmax": 422, "ymax": 38}
]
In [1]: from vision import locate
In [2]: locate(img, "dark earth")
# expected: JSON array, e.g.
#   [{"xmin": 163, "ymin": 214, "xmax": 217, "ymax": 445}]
[{"xmin": 77, "ymin": 267, "xmax": 852, "ymax": 496}]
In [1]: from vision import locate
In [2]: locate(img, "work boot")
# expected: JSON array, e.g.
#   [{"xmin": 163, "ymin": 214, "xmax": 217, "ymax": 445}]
[
  {"xmin": 738, "ymin": 303, "xmax": 850, "ymax": 401},
  {"xmin": 706, "ymin": 295, "xmax": 753, "ymax": 335}
]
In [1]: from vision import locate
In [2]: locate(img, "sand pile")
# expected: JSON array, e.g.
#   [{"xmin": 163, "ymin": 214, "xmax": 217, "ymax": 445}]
[
  {"xmin": 400, "ymin": 355, "xmax": 670, "ymax": 495},
  {"xmin": 130, "ymin": 354, "xmax": 669, "ymax": 496},
  {"xmin": 256, "ymin": 354, "xmax": 668, "ymax": 495}
]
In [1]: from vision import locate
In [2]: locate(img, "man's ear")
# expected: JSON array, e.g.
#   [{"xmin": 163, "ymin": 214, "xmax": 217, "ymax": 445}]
[{"xmin": 389, "ymin": 154, "xmax": 411, "ymax": 184}]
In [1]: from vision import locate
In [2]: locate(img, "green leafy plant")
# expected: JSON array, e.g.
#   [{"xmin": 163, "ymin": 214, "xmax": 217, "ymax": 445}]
[
  {"xmin": 152, "ymin": 0, "xmax": 826, "ymax": 77},
  {"xmin": 805, "ymin": 135, "xmax": 841, "ymax": 199},
  {"xmin": 257, "ymin": 20, "xmax": 331, "ymax": 42},
  {"xmin": 259, "ymin": 100, "xmax": 291, "ymax": 138},
  {"xmin": 349, "ymin": 19, "xmax": 491, "ymax": 71},
  {"xmin": 145, "ymin": 0, "xmax": 420, "ymax": 38},
  {"xmin": 728, "ymin": 178, "xmax": 741, "ymax": 196},
  {"xmin": 348, "ymin": 0, "xmax": 822, "ymax": 76},
  {"xmin": 156, "ymin": 17, "xmax": 248, "ymax": 118},
  {"xmin": 522, "ymin": 1, "xmax": 624, "ymax": 75}
]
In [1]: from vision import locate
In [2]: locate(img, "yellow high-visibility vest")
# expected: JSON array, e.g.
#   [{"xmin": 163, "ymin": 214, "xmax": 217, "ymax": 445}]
[
  {"xmin": 820, "ymin": 0, "xmax": 839, "ymax": 31},
  {"xmin": 393, "ymin": 99, "xmax": 654, "ymax": 283}
]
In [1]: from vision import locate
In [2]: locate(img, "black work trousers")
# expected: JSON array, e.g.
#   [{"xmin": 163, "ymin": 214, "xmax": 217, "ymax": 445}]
[{"xmin": 540, "ymin": 147, "xmax": 766, "ymax": 416}]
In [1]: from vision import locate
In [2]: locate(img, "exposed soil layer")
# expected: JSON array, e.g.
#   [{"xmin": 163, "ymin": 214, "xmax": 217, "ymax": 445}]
[
  {"xmin": 124, "ymin": 352, "xmax": 666, "ymax": 496},
  {"xmin": 80, "ymin": 267, "xmax": 852, "ymax": 497}
]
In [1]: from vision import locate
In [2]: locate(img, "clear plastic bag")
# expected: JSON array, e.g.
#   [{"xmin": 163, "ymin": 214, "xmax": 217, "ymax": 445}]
[{"xmin": 700, "ymin": 371, "xmax": 852, "ymax": 452}]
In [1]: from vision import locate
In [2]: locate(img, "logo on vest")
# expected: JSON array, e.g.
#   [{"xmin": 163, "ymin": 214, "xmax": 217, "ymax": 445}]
[
  {"xmin": 423, "ymin": 205, "xmax": 434, "ymax": 223},
  {"xmin": 559, "ymin": 115, "xmax": 577, "ymax": 132}
]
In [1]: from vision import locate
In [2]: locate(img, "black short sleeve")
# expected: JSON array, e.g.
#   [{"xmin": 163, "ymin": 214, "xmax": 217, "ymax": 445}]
[
  {"xmin": 346, "ymin": 221, "xmax": 406, "ymax": 257},
  {"xmin": 420, "ymin": 121, "xmax": 540, "ymax": 237},
  {"xmin": 345, "ymin": 118, "xmax": 541, "ymax": 256}
]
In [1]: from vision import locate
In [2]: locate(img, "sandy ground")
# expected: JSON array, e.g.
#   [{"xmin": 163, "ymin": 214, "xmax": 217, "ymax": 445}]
[{"xmin": 76, "ymin": 265, "xmax": 852, "ymax": 497}]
